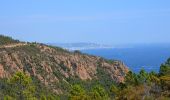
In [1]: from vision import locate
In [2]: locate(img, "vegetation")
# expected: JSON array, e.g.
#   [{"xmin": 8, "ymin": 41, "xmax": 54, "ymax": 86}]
[
  {"xmin": 0, "ymin": 72, "xmax": 59, "ymax": 100},
  {"xmin": 1, "ymin": 57, "xmax": 170, "ymax": 100},
  {"xmin": 68, "ymin": 58, "xmax": 170, "ymax": 100},
  {"xmin": 0, "ymin": 35, "xmax": 19, "ymax": 45}
]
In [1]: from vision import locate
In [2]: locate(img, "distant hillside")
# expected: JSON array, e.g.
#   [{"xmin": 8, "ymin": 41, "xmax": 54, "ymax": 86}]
[{"xmin": 0, "ymin": 35, "xmax": 128, "ymax": 95}]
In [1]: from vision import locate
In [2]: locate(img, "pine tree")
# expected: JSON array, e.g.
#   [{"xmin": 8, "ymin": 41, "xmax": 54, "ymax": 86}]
[{"xmin": 7, "ymin": 71, "xmax": 36, "ymax": 100}]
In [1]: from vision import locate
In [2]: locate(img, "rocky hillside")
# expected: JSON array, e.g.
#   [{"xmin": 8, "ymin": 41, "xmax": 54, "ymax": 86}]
[{"xmin": 0, "ymin": 36, "xmax": 128, "ymax": 94}]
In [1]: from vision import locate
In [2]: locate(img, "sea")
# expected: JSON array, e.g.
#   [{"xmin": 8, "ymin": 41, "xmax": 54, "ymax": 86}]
[{"xmin": 81, "ymin": 44, "xmax": 170, "ymax": 73}]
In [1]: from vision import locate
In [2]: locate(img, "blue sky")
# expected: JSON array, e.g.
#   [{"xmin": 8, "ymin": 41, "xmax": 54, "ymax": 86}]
[{"xmin": 0, "ymin": 0, "xmax": 170, "ymax": 45}]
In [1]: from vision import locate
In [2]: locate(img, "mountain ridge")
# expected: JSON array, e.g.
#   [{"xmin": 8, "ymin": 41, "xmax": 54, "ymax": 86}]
[{"xmin": 0, "ymin": 35, "xmax": 129, "ymax": 94}]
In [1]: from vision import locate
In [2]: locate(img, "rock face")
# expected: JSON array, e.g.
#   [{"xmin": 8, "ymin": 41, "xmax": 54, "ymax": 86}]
[{"xmin": 0, "ymin": 43, "xmax": 129, "ymax": 94}]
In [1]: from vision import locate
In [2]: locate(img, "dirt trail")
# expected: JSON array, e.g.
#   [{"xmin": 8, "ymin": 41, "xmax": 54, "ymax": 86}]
[{"xmin": 0, "ymin": 43, "xmax": 28, "ymax": 49}]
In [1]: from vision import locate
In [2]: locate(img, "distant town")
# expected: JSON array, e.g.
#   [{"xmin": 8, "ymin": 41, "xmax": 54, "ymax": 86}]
[{"xmin": 48, "ymin": 43, "xmax": 114, "ymax": 50}]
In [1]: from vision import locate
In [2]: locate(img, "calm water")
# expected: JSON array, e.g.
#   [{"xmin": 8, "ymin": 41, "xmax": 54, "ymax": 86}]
[{"xmin": 81, "ymin": 44, "xmax": 170, "ymax": 73}]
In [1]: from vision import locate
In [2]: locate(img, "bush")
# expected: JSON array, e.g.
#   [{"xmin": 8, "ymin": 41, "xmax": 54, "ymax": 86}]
[{"xmin": 0, "ymin": 35, "xmax": 19, "ymax": 45}]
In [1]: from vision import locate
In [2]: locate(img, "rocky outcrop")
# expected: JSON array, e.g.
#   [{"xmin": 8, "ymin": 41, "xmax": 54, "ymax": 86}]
[
  {"xmin": 0, "ymin": 64, "xmax": 5, "ymax": 78},
  {"xmin": 0, "ymin": 43, "xmax": 129, "ymax": 94}
]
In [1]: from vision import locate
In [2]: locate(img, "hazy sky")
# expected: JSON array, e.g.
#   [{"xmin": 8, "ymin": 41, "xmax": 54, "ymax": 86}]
[{"xmin": 0, "ymin": 0, "xmax": 170, "ymax": 45}]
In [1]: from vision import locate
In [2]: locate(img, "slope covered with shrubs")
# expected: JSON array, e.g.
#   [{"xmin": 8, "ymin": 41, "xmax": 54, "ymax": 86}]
[
  {"xmin": 0, "ymin": 58, "xmax": 169, "ymax": 100},
  {"xmin": 0, "ymin": 35, "xmax": 19, "ymax": 45}
]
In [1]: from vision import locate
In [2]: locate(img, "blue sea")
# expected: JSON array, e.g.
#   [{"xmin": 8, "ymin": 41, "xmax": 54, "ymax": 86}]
[{"xmin": 81, "ymin": 44, "xmax": 170, "ymax": 73}]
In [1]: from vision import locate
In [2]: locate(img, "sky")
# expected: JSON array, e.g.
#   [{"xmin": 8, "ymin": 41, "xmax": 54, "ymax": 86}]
[{"xmin": 0, "ymin": 0, "xmax": 170, "ymax": 45}]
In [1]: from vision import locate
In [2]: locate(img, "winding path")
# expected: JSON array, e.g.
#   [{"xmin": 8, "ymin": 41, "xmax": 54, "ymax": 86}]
[{"xmin": 0, "ymin": 43, "xmax": 28, "ymax": 49}]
